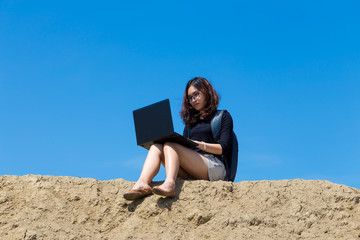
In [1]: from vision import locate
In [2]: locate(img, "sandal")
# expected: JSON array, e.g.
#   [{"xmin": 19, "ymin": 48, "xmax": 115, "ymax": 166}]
[
  {"xmin": 123, "ymin": 186, "xmax": 153, "ymax": 200},
  {"xmin": 152, "ymin": 186, "xmax": 176, "ymax": 198}
]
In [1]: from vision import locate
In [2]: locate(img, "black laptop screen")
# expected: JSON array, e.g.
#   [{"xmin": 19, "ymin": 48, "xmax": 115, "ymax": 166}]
[{"xmin": 133, "ymin": 99, "xmax": 174, "ymax": 145}]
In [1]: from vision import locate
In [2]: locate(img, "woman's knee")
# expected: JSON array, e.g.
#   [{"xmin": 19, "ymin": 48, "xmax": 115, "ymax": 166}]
[
  {"xmin": 163, "ymin": 142, "xmax": 180, "ymax": 152},
  {"xmin": 149, "ymin": 143, "xmax": 164, "ymax": 155}
]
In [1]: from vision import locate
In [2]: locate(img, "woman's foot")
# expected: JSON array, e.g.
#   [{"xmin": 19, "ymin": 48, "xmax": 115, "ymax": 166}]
[
  {"xmin": 123, "ymin": 183, "xmax": 152, "ymax": 201},
  {"xmin": 153, "ymin": 181, "xmax": 176, "ymax": 198}
]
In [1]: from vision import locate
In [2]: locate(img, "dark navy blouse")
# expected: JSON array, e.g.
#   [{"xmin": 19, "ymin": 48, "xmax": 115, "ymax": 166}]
[{"xmin": 183, "ymin": 110, "xmax": 233, "ymax": 157}]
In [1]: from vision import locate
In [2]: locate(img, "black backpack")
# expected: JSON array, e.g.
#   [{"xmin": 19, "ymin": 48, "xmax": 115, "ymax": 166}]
[{"xmin": 186, "ymin": 110, "xmax": 239, "ymax": 182}]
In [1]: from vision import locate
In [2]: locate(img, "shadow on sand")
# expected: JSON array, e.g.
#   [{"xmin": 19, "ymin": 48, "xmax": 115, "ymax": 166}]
[{"xmin": 155, "ymin": 179, "xmax": 185, "ymax": 210}]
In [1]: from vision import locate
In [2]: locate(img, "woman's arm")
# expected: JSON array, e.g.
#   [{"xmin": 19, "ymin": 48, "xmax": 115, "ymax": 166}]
[
  {"xmin": 217, "ymin": 111, "xmax": 233, "ymax": 156},
  {"xmin": 192, "ymin": 140, "xmax": 223, "ymax": 155}
]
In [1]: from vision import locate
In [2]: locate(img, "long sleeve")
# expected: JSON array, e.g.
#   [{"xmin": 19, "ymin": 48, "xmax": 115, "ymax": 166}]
[{"xmin": 217, "ymin": 111, "xmax": 233, "ymax": 156}]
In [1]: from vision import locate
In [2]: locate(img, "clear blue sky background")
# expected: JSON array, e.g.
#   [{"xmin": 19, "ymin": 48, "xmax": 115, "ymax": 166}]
[{"xmin": 1, "ymin": 1, "xmax": 359, "ymax": 189}]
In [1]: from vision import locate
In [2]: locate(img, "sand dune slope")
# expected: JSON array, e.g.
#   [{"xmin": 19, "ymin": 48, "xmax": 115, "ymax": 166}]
[{"xmin": 0, "ymin": 175, "xmax": 359, "ymax": 239}]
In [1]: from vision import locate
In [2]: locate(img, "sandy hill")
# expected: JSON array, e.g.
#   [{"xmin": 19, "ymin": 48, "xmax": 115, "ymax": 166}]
[{"xmin": 0, "ymin": 175, "xmax": 359, "ymax": 240}]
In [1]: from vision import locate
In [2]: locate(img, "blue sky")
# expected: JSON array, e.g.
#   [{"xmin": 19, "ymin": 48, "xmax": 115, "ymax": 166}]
[{"xmin": 1, "ymin": 1, "xmax": 359, "ymax": 189}]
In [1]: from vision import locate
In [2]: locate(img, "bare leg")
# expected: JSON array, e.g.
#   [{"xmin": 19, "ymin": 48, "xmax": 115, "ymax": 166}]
[
  {"xmin": 132, "ymin": 143, "xmax": 164, "ymax": 190},
  {"xmin": 157, "ymin": 142, "xmax": 209, "ymax": 192},
  {"xmin": 160, "ymin": 154, "xmax": 190, "ymax": 180},
  {"xmin": 177, "ymin": 167, "xmax": 191, "ymax": 180}
]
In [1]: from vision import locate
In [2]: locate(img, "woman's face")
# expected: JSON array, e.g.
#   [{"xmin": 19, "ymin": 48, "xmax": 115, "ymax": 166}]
[{"xmin": 187, "ymin": 85, "xmax": 206, "ymax": 112}]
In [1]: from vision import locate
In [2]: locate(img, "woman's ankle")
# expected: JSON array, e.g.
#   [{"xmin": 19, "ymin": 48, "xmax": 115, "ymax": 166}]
[
  {"xmin": 162, "ymin": 179, "xmax": 176, "ymax": 189},
  {"xmin": 133, "ymin": 180, "xmax": 150, "ymax": 189}
]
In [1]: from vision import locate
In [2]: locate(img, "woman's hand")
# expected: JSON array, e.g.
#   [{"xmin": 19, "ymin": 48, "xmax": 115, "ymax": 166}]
[
  {"xmin": 191, "ymin": 140, "xmax": 223, "ymax": 155},
  {"xmin": 192, "ymin": 140, "xmax": 202, "ymax": 149}
]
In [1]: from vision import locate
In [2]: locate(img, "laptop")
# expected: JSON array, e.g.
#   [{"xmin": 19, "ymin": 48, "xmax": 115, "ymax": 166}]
[{"xmin": 133, "ymin": 99, "xmax": 198, "ymax": 150}]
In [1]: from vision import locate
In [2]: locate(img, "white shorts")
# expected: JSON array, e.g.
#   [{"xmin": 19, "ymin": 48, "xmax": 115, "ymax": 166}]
[{"xmin": 204, "ymin": 154, "xmax": 226, "ymax": 181}]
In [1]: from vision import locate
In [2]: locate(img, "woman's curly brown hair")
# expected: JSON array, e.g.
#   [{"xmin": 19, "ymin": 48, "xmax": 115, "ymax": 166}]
[{"xmin": 180, "ymin": 77, "xmax": 220, "ymax": 126}]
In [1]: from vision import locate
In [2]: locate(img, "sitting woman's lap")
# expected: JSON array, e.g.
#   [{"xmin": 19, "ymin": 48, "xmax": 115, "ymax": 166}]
[{"xmin": 162, "ymin": 142, "xmax": 208, "ymax": 180}]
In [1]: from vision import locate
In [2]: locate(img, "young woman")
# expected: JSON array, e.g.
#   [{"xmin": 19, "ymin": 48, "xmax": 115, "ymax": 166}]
[{"xmin": 123, "ymin": 77, "xmax": 234, "ymax": 200}]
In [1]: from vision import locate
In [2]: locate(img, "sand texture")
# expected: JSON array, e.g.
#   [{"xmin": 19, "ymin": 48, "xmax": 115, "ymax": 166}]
[{"xmin": 0, "ymin": 175, "xmax": 359, "ymax": 239}]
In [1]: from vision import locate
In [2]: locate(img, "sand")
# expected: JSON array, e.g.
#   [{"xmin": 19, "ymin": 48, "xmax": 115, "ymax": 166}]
[{"xmin": 0, "ymin": 175, "xmax": 359, "ymax": 239}]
